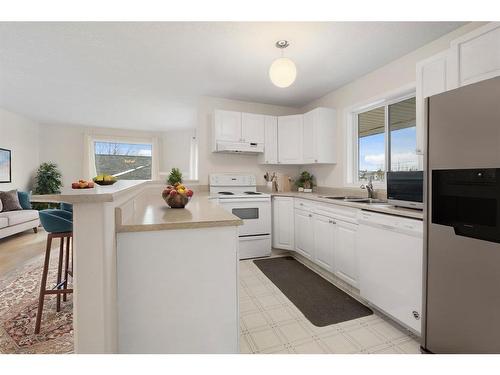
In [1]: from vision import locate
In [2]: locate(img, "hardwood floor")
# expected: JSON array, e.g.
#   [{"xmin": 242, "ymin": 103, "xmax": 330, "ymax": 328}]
[{"xmin": 0, "ymin": 228, "xmax": 49, "ymax": 276}]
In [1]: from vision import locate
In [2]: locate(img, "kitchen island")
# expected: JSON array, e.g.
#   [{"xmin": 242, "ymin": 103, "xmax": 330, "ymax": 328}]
[{"xmin": 33, "ymin": 181, "xmax": 242, "ymax": 354}]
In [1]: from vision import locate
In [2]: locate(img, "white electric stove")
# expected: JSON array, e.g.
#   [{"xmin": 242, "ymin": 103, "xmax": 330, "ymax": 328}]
[{"xmin": 209, "ymin": 174, "xmax": 271, "ymax": 259}]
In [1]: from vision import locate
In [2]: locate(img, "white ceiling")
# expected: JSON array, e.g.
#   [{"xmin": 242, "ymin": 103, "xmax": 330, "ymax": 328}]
[{"xmin": 0, "ymin": 22, "xmax": 465, "ymax": 131}]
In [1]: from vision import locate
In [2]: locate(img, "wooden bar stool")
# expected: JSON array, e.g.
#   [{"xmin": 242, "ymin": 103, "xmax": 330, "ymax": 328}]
[{"xmin": 35, "ymin": 209, "xmax": 73, "ymax": 334}]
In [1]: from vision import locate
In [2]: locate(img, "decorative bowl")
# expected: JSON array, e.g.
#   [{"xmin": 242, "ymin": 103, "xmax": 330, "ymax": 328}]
[
  {"xmin": 93, "ymin": 176, "xmax": 117, "ymax": 185},
  {"xmin": 164, "ymin": 194, "xmax": 190, "ymax": 208},
  {"xmin": 161, "ymin": 184, "xmax": 194, "ymax": 209}
]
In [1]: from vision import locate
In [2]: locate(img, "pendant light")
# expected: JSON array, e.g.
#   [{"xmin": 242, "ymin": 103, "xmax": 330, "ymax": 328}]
[{"xmin": 269, "ymin": 40, "xmax": 297, "ymax": 88}]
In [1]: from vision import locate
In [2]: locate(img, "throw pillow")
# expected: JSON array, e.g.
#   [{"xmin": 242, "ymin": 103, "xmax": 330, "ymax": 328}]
[
  {"xmin": 0, "ymin": 190, "xmax": 23, "ymax": 211},
  {"xmin": 17, "ymin": 191, "xmax": 32, "ymax": 210}
]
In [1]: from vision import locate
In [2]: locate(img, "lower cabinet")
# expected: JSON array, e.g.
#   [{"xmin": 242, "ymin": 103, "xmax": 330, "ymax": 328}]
[
  {"xmin": 333, "ymin": 220, "xmax": 358, "ymax": 287},
  {"xmin": 294, "ymin": 209, "xmax": 359, "ymax": 286},
  {"xmin": 312, "ymin": 214, "xmax": 335, "ymax": 272},
  {"xmin": 294, "ymin": 209, "xmax": 314, "ymax": 259},
  {"xmin": 273, "ymin": 198, "xmax": 359, "ymax": 288},
  {"xmin": 272, "ymin": 197, "xmax": 295, "ymax": 250}
]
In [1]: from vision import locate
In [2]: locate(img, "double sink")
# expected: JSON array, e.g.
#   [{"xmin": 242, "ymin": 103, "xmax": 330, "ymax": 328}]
[{"xmin": 319, "ymin": 196, "xmax": 391, "ymax": 206}]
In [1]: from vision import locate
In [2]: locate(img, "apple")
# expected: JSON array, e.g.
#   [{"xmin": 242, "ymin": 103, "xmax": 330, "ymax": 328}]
[
  {"xmin": 186, "ymin": 189, "xmax": 193, "ymax": 197},
  {"xmin": 88, "ymin": 181, "xmax": 94, "ymax": 188},
  {"xmin": 169, "ymin": 190, "xmax": 177, "ymax": 196},
  {"xmin": 72, "ymin": 182, "xmax": 80, "ymax": 189}
]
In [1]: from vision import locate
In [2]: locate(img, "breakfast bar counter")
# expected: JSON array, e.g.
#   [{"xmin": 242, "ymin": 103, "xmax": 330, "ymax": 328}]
[{"xmin": 32, "ymin": 181, "xmax": 242, "ymax": 354}]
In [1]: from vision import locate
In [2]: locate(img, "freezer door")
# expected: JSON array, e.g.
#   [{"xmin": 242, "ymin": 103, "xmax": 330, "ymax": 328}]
[{"xmin": 424, "ymin": 76, "xmax": 500, "ymax": 353}]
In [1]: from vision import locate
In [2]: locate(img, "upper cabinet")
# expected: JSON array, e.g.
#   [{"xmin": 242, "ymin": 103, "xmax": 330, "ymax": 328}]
[
  {"xmin": 213, "ymin": 107, "xmax": 337, "ymax": 164},
  {"xmin": 212, "ymin": 110, "xmax": 265, "ymax": 153},
  {"xmin": 415, "ymin": 22, "xmax": 500, "ymax": 156},
  {"xmin": 278, "ymin": 114, "xmax": 303, "ymax": 164},
  {"xmin": 448, "ymin": 22, "xmax": 500, "ymax": 89},
  {"xmin": 241, "ymin": 113, "xmax": 265, "ymax": 144},
  {"xmin": 258, "ymin": 115, "xmax": 278, "ymax": 164},
  {"xmin": 302, "ymin": 107, "xmax": 336, "ymax": 164},
  {"xmin": 213, "ymin": 110, "xmax": 242, "ymax": 142},
  {"xmin": 415, "ymin": 51, "xmax": 450, "ymax": 155}
]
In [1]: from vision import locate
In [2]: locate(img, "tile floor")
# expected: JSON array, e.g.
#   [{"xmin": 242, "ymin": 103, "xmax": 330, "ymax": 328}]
[{"xmin": 239, "ymin": 257, "xmax": 421, "ymax": 354}]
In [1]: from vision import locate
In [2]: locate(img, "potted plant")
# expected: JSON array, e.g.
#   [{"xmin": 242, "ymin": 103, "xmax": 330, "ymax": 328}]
[
  {"xmin": 33, "ymin": 162, "xmax": 63, "ymax": 210},
  {"xmin": 296, "ymin": 171, "xmax": 314, "ymax": 193}
]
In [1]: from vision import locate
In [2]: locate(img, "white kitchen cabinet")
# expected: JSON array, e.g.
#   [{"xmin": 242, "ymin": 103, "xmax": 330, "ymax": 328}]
[
  {"xmin": 241, "ymin": 112, "xmax": 265, "ymax": 144},
  {"xmin": 302, "ymin": 107, "xmax": 336, "ymax": 164},
  {"xmin": 333, "ymin": 219, "xmax": 358, "ymax": 287},
  {"xmin": 278, "ymin": 115, "xmax": 303, "ymax": 164},
  {"xmin": 213, "ymin": 110, "xmax": 241, "ymax": 142},
  {"xmin": 294, "ymin": 208, "xmax": 314, "ymax": 260},
  {"xmin": 272, "ymin": 197, "xmax": 295, "ymax": 250},
  {"xmin": 415, "ymin": 51, "xmax": 449, "ymax": 156},
  {"xmin": 312, "ymin": 214, "xmax": 335, "ymax": 272},
  {"xmin": 258, "ymin": 116, "xmax": 278, "ymax": 164},
  {"xmin": 449, "ymin": 22, "xmax": 500, "ymax": 89}
]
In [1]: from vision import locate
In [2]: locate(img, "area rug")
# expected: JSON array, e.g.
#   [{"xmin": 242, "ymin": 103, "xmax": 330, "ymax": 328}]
[
  {"xmin": 254, "ymin": 256, "xmax": 373, "ymax": 327},
  {"xmin": 0, "ymin": 253, "xmax": 73, "ymax": 354}
]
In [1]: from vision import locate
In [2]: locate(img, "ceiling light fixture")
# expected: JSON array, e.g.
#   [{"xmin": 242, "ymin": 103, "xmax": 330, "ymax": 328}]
[{"xmin": 269, "ymin": 40, "xmax": 297, "ymax": 88}]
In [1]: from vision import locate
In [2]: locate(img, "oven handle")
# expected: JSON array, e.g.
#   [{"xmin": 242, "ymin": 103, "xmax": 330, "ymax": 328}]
[{"xmin": 217, "ymin": 198, "xmax": 270, "ymax": 203}]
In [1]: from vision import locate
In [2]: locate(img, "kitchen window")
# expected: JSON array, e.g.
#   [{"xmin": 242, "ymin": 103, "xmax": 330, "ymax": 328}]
[
  {"xmin": 354, "ymin": 95, "xmax": 419, "ymax": 184},
  {"xmin": 93, "ymin": 140, "xmax": 153, "ymax": 180}
]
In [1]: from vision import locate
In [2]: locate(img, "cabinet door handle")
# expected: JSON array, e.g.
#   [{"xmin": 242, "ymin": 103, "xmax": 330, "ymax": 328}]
[
  {"xmin": 308, "ymin": 214, "xmax": 312, "ymax": 218},
  {"xmin": 315, "ymin": 159, "xmax": 318, "ymax": 163},
  {"xmin": 329, "ymin": 220, "xmax": 336, "ymax": 224}
]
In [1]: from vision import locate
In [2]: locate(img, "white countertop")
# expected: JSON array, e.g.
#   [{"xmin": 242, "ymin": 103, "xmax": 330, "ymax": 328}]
[
  {"xmin": 269, "ymin": 191, "xmax": 424, "ymax": 220},
  {"xmin": 116, "ymin": 191, "xmax": 242, "ymax": 232}
]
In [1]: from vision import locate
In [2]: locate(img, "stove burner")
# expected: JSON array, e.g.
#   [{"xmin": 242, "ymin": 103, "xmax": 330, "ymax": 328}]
[
  {"xmin": 218, "ymin": 191, "xmax": 234, "ymax": 195},
  {"xmin": 244, "ymin": 191, "xmax": 262, "ymax": 195}
]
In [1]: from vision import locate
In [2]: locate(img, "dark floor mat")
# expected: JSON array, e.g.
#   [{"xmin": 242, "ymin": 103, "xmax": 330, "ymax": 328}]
[{"xmin": 253, "ymin": 256, "xmax": 372, "ymax": 327}]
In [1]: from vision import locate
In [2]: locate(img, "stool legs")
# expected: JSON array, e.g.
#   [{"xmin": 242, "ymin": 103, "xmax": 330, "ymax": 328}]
[
  {"xmin": 35, "ymin": 232, "xmax": 73, "ymax": 334},
  {"xmin": 56, "ymin": 237, "xmax": 64, "ymax": 312},
  {"xmin": 63, "ymin": 237, "xmax": 70, "ymax": 302},
  {"xmin": 35, "ymin": 234, "xmax": 53, "ymax": 334}
]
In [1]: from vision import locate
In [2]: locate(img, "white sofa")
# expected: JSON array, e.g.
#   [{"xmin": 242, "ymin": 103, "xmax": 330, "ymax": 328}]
[{"xmin": 0, "ymin": 209, "xmax": 40, "ymax": 239}]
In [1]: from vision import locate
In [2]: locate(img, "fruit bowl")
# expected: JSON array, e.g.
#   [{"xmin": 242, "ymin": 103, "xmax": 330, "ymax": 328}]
[
  {"xmin": 93, "ymin": 175, "xmax": 117, "ymax": 186},
  {"xmin": 162, "ymin": 183, "xmax": 193, "ymax": 209}
]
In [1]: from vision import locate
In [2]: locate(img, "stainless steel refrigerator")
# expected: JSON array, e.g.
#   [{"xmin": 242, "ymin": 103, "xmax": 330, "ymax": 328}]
[{"xmin": 423, "ymin": 76, "xmax": 500, "ymax": 353}]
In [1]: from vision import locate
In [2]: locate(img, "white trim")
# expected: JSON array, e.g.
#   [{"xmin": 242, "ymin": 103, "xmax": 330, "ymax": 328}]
[{"xmin": 344, "ymin": 83, "xmax": 416, "ymax": 188}]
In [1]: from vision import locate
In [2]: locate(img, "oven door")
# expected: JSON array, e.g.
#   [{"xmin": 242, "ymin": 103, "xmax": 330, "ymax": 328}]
[{"xmin": 218, "ymin": 198, "xmax": 271, "ymax": 237}]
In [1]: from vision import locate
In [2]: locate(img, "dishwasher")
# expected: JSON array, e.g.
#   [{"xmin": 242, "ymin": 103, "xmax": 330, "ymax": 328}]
[{"xmin": 357, "ymin": 210, "xmax": 423, "ymax": 334}]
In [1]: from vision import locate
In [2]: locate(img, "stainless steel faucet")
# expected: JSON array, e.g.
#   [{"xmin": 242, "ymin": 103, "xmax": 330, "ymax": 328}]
[{"xmin": 360, "ymin": 176, "xmax": 375, "ymax": 199}]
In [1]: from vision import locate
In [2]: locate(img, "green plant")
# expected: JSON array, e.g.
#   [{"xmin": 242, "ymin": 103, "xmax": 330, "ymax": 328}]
[
  {"xmin": 33, "ymin": 162, "xmax": 63, "ymax": 210},
  {"xmin": 295, "ymin": 171, "xmax": 314, "ymax": 190},
  {"xmin": 167, "ymin": 167, "xmax": 183, "ymax": 185}
]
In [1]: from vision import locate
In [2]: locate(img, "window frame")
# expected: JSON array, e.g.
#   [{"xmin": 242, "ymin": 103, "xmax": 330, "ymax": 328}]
[{"xmin": 345, "ymin": 85, "xmax": 418, "ymax": 188}]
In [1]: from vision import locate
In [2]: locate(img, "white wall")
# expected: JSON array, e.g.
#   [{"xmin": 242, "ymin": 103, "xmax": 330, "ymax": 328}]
[
  {"xmin": 161, "ymin": 128, "xmax": 195, "ymax": 180},
  {"xmin": 299, "ymin": 22, "xmax": 487, "ymax": 188},
  {"xmin": 197, "ymin": 96, "xmax": 301, "ymax": 185},
  {"xmin": 0, "ymin": 108, "xmax": 40, "ymax": 191}
]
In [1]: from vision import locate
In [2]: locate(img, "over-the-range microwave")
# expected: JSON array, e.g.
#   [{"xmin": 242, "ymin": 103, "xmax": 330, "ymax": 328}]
[{"xmin": 386, "ymin": 171, "xmax": 423, "ymax": 210}]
